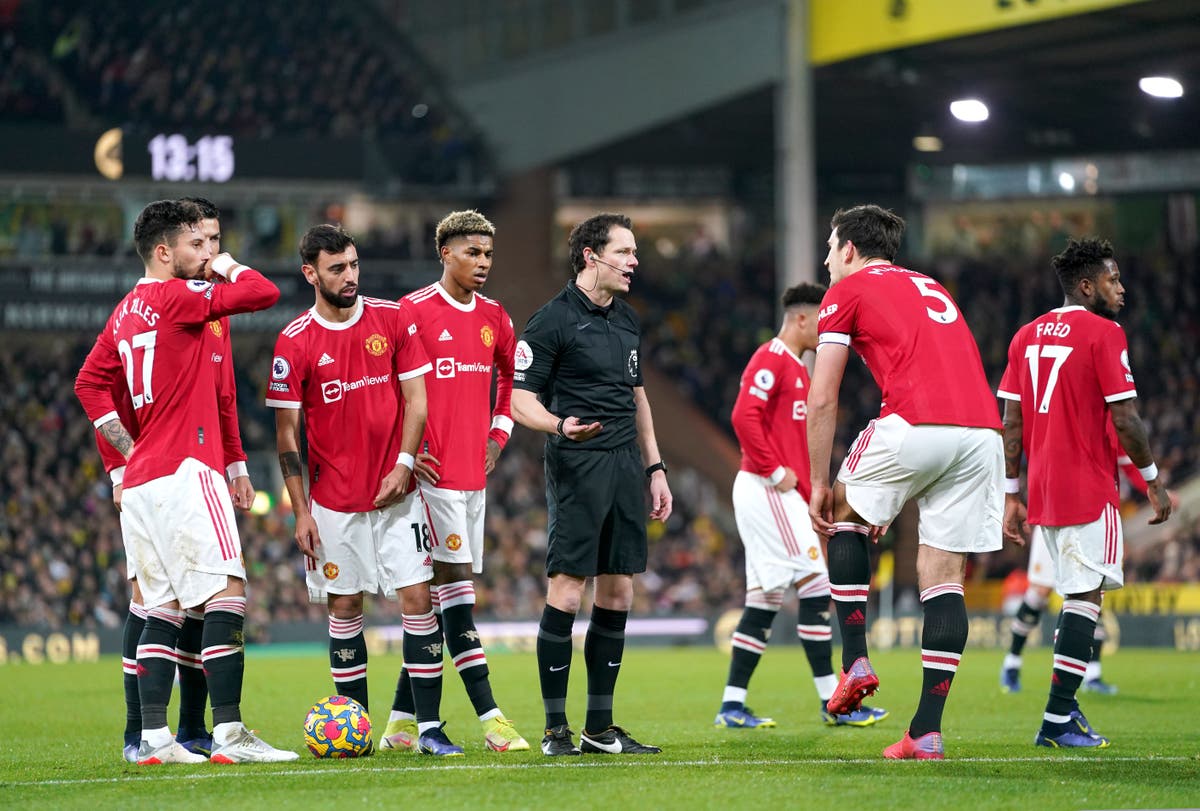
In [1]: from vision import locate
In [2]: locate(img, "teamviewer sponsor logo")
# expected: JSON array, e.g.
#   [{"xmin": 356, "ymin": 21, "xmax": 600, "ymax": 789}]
[
  {"xmin": 436, "ymin": 357, "xmax": 456, "ymax": 379},
  {"xmin": 322, "ymin": 380, "xmax": 344, "ymax": 403}
]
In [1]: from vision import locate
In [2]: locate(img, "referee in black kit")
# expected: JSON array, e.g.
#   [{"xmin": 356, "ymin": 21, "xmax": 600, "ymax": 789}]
[{"xmin": 511, "ymin": 212, "xmax": 673, "ymax": 758}]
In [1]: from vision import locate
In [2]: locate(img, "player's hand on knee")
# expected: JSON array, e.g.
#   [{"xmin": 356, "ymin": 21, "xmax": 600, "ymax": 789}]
[{"xmin": 808, "ymin": 484, "xmax": 836, "ymax": 537}]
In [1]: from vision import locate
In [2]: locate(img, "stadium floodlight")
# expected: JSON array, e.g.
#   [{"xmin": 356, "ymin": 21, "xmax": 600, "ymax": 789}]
[
  {"xmin": 1139, "ymin": 76, "xmax": 1183, "ymax": 98},
  {"xmin": 1058, "ymin": 172, "xmax": 1076, "ymax": 192},
  {"xmin": 913, "ymin": 135, "xmax": 943, "ymax": 152},
  {"xmin": 950, "ymin": 99, "xmax": 989, "ymax": 123}
]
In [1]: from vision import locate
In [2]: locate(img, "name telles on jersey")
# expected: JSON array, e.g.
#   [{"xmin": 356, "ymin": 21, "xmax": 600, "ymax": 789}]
[{"xmin": 111, "ymin": 295, "xmax": 160, "ymax": 334}]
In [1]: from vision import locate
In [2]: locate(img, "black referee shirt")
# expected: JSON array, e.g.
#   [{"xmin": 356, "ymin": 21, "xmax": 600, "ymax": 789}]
[{"xmin": 514, "ymin": 279, "xmax": 642, "ymax": 450}]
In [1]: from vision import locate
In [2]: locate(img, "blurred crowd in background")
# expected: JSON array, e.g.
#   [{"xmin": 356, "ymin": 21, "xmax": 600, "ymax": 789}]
[{"xmin": 2, "ymin": 209, "xmax": 1198, "ymax": 634}]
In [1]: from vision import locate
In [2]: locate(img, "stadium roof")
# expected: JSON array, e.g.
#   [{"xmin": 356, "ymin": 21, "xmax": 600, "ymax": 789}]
[{"xmin": 569, "ymin": 0, "xmax": 1200, "ymax": 194}]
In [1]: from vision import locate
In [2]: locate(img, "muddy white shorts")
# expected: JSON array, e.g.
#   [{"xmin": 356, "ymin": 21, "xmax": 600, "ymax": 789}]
[
  {"xmin": 1026, "ymin": 525, "xmax": 1057, "ymax": 589},
  {"xmin": 838, "ymin": 413, "xmax": 1003, "ymax": 553},
  {"xmin": 1037, "ymin": 504, "xmax": 1124, "ymax": 596},
  {"xmin": 120, "ymin": 457, "xmax": 245, "ymax": 610}
]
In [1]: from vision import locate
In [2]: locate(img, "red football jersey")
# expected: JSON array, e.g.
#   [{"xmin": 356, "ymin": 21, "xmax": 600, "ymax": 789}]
[
  {"xmin": 997, "ymin": 306, "xmax": 1137, "ymax": 526},
  {"xmin": 94, "ymin": 317, "xmax": 247, "ymax": 482},
  {"xmin": 400, "ymin": 283, "xmax": 516, "ymax": 491},
  {"xmin": 817, "ymin": 264, "xmax": 1000, "ymax": 430},
  {"xmin": 266, "ymin": 297, "xmax": 431, "ymax": 513},
  {"xmin": 731, "ymin": 338, "xmax": 813, "ymax": 501},
  {"xmin": 76, "ymin": 272, "xmax": 279, "ymax": 488}
]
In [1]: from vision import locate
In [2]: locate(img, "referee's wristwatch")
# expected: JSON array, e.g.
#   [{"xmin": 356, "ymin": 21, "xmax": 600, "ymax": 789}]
[{"xmin": 645, "ymin": 461, "xmax": 668, "ymax": 478}]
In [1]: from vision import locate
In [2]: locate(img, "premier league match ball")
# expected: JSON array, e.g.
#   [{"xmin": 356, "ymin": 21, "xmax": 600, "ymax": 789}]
[{"xmin": 303, "ymin": 695, "xmax": 373, "ymax": 758}]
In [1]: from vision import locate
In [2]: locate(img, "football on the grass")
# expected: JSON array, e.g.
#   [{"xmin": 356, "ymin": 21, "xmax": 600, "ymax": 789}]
[{"xmin": 303, "ymin": 695, "xmax": 372, "ymax": 758}]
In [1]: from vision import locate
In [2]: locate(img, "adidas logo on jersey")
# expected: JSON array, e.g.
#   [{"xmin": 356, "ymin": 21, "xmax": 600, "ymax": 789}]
[
  {"xmin": 318, "ymin": 353, "xmax": 335, "ymax": 367},
  {"xmin": 438, "ymin": 329, "xmax": 453, "ymax": 342}
]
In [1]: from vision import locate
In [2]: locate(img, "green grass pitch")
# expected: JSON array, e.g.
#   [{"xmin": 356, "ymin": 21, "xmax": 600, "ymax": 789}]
[{"xmin": 2, "ymin": 646, "xmax": 1197, "ymax": 809}]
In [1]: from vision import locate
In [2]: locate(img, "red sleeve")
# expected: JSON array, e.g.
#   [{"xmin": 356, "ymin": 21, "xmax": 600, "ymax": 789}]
[
  {"xmin": 488, "ymin": 310, "xmax": 516, "ymax": 450},
  {"xmin": 1094, "ymin": 323, "xmax": 1137, "ymax": 402},
  {"xmin": 731, "ymin": 348, "xmax": 785, "ymax": 478},
  {"xmin": 815, "ymin": 283, "xmax": 857, "ymax": 348},
  {"xmin": 394, "ymin": 307, "xmax": 432, "ymax": 379},
  {"xmin": 162, "ymin": 270, "xmax": 280, "ymax": 326},
  {"xmin": 217, "ymin": 320, "xmax": 247, "ymax": 473},
  {"xmin": 75, "ymin": 325, "xmax": 124, "ymax": 427}
]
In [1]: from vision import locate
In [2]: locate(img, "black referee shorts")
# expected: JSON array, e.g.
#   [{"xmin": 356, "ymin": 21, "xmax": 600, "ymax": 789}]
[{"xmin": 544, "ymin": 443, "xmax": 647, "ymax": 577}]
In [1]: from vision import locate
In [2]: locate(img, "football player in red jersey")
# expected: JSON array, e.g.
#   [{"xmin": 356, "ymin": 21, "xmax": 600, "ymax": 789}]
[
  {"xmin": 999, "ymin": 237, "xmax": 1170, "ymax": 748},
  {"xmin": 807, "ymin": 204, "xmax": 1004, "ymax": 760},
  {"xmin": 714, "ymin": 282, "xmax": 887, "ymax": 731},
  {"xmin": 76, "ymin": 199, "xmax": 295, "ymax": 764},
  {"xmin": 270, "ymin": 224, "xmax": 461, "ymax": 756},
  {"xmin": 93, "ymin": 197, "xmax": 249, "ymax": 762},
  {"xmin": 388, "ymin": 211, "xmax": 528, "ymax": 752}
]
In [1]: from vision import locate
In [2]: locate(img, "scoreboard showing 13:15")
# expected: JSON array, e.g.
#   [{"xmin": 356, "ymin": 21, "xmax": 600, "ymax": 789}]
[{"xmin": 148, "ymin": 133, "xmax": 235, "ymax": 183}]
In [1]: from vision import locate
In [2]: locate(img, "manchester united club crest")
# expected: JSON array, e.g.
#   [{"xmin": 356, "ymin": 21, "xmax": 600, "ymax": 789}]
[
  {"xmin": 480, "ymin": 325, "xmax": 495, "ymax": 347},
  {"xmin": 446, "ymin": 533, "xmax": 463, "ymax": 552},
  {"xmin": 364, "ymin": 333, "xmax": 388, "ymax": 356},
  {"xmin": 208, "ymin": 320, "xmax": 223, "ymax": 338},
  {"xmin": 323, "ymin": 562, "xmax": 340, "ymax": 580}
]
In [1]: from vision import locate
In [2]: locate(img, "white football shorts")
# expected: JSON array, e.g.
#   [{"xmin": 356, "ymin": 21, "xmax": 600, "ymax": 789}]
[
  {"xmin": 732, "ymin": 470, "xmax": 827, "ymax": 592},
  {"xmin": 838, "ymin": 413, "xmax": 1003, "ymax": 553},
  {"xmin": 418, "ymin": 483, "xmax": 486, "ymax": 573},
  {"xmin": 120, "ymin": 457, "xmax": 245, "ymax": 610},
  {"xmin": 1026, "ymin": 525, "xmax": 1057, "ymax": 589},
  {"xmin": 305, "ymin": 491, "xmax": 434, "ymax": 602},
  {"xmin": 1037, "ymin": 504, "xmax": 1124, "ymax": 596}
]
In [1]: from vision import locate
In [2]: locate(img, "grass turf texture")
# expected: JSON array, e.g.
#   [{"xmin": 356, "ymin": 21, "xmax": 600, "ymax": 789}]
[{"xmin": 2, "ymin": 647, "xmax": 1197, "ymax": 809}]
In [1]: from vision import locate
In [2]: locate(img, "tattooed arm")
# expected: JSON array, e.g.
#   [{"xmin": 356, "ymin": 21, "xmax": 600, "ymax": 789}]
[
  {"xmin": 98, "ymin": 419, "xmax": 135, "ymax": 460},
  {"xmin": 275, "ymin": 407, "xmax": 320, "ymax": 560}
]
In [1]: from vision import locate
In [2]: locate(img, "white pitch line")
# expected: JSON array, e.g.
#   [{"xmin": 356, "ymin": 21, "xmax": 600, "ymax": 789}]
[{"xmin": 15, "ymin": 755, "xmax": 1193, "ymax": 788}]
